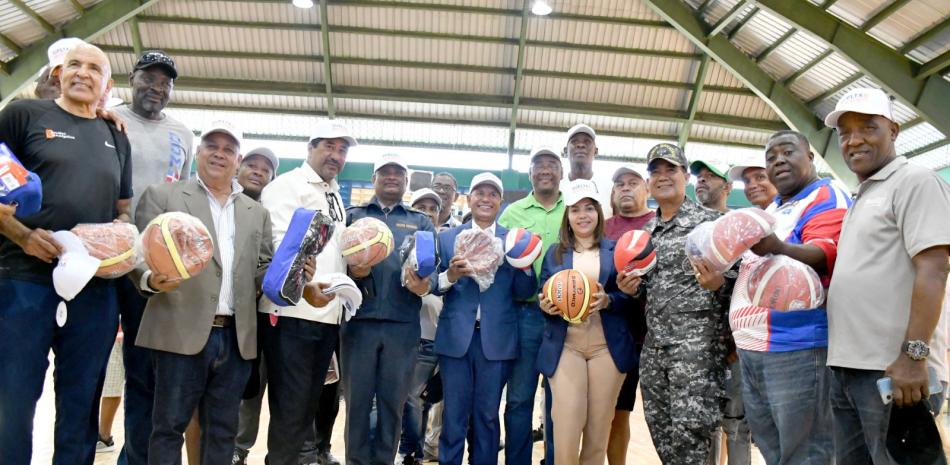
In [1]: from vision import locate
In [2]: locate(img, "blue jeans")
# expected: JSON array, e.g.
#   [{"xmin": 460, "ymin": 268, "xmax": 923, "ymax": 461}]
[
  {"xmin": 116, "ymin": 277, "xmax": 153, "ymax": 465},
  {"xmin": 829, "ymin": 366, "xmax": 945, "ymax": 465},
  {"xmin": 0, "ymin": 278, "xmax": 118, "ymax": 465},
  {"xmin": 503, "ymin": 303, "xmax": 545, "ymax": 465},
  {"xmin": 739, "ymin": 348, "xmax": 832, "ymax": 465},
  {"xmin": 149, "ymin": 326, "xmax": 251, "ymax": 465},
  {"xmin": 399, "ymin": 338, "xmax": 439, "ymax": 457}
]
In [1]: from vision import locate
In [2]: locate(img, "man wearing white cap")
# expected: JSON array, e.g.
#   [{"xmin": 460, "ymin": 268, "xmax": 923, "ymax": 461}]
[
  {"xmin": 237, "ymin": 147, "xmax": 279, "ymax": 201},
  {"xmin": 563, "ymin": 124, "xmax": 613, "ymax": 218},
  {"xmin": 32, "ymin": 37, "xmax": 86, "ymax": 99},
  {"xmin": 826, "ymin": 88, "xmax": 950, "ymax": 464},
  {"xmin": 249, "ymin": 121, "xmax": 354, "ymax": 465},
  {"xmin": 343, "ymin": 153, "xmax": 436, "ymax": 464},
  {"xmin": 726, "ymin": 162, "xmax": 777, "ymax": 210},
  {"xmin": 131, "ymin": 120, "xmax": 277, "ymax": 465},
  {"xmin": 435, "ymin": 172, "xmax": 536, "ymax": 465},
  {"xmin": 690, "ymin": 160, "xmax": 732, "ymax": 213}
]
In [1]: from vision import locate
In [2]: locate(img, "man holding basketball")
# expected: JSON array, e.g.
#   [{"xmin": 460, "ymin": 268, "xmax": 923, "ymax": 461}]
[
  {"xmin": 730, "ymin": 130, "xmax": 851, "ymax": 465},
  {"xmin": 826, "ymin": 88, "xmax": 950, "ymax": 464}
]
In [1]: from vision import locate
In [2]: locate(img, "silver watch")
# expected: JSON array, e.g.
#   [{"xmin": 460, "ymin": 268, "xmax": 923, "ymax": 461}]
[{"xmin": 902, "ymin": 340, "xmax": 930, "ymax": 361}]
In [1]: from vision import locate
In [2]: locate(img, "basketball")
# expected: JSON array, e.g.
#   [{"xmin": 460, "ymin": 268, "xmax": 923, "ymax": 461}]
[
  {"xmin": 142, "ymin": 212, "xmax": 214, "ymax": 282},
  {"xmin": 72, "ymin": 222, "xmax": 140, "ymax": 278},
  {"xmin": 614, "ymin": 230, "xmax": 656, "ymax": 276},
  {"xmin": 341, "ymin": 217, "xmax": 394, "ymax": 267},
  {"xmin": 745, "ymin": 255, "xmax": 823, "ymax": 311},
  {"xmin": 504, "ymin": 227, "xmax": 543, "ymax": 270},
  {"xmin": 710, "ymin": 208, "xmax": 775, "ymax": 267},
  {"xmin": 543, "ymin": 269, "xmax": 597, "ymax": 324}
]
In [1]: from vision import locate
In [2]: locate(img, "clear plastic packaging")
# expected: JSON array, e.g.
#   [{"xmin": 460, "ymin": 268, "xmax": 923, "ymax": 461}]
[
  {"xmin": 400, "ymin": 230, "xmax": 440, "ymax": 282},
  {"xmin": 744, "ymin": 255, "xmax": 824, "ymax": 311},
  {"xmin": 453, "ymin": 228, "xmax": 504, "ymax": 292},
  {"xmin": 71, "ymin": 222, "xmax": 143, "ymax": 278},
  {"xmin": 264, "ymin": 209, "xmax": 336, "ymax": 306},
  {"xmin": 685, "ymin": 208, "xmax": 775, "ymax": 272},
  {"xmin": 141, "ymin": 212, "xmax": 214, "ymax": 282},
  {"xmin": 341, "ymin": 217, "xmax": 394, "ymax": 267}
]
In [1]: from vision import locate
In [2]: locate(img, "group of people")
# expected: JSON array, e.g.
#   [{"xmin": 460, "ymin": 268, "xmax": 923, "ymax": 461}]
[{"xmin": 1, "ymin": 40, "xmax": 949, "ymax": 465}]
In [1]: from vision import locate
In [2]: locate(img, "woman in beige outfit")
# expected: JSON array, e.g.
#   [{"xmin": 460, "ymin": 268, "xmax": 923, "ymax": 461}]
[{"xmin": 536, "ymin": 179, "xmax": 640, "ymax": 464}]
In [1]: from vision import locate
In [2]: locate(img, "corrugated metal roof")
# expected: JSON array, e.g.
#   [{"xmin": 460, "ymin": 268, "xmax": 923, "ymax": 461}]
[
  {"xmin": 330, "ymin": 33, "xmax": 515, "ymax": 67},
  {"xmin": 528, "ymin": 17, "xmax": 694, "ymax": 54},
  {"xmin": 331, "ymin": 5, "xmax": 519, "ymax": 39},
  {"xmin": 517, "ymin": 109, "xmax": 679, "ymax": 137},
  {"xmin": 730, "ymin": 9, "xmax": 794, "ymax": 58},
  {"xmin": 811, "ymin": 76, "xmax": 921, "ymax": 126},
  {"xmin": 24, "ymin": 0, "xmax": 79, "ymax": 28},
  {"xmin": 524, "ymin": 47, "xmax": 694, "ymax": 82},
  {"xmin": 865, "ymin": 0, "xmax": 949, "ymax": 54},
  {"xmin": 702, "ymin": 61, "xmax": 746, "ymax": 89},
  {"xmin": 907, "ymin": 144, "xmax": 950, "ymax": 170},
  {"xmin": 689, "ymin": 124, "xmax": 771, "ymax": 147},
  {"xmin": 334, "ymin": 64, "xmax": 512, "ymax": 95},
  {"xmin": 827, "ymin": 0, "xmax": 887, "ymax": 28},
  {"xmin": 520, "ymin": 75, "xmax": 685, "ymax": 110},
  {"xmin": 788, "ymin": 52, "xmax": 860, "ymax": 102},
  {"xmin": 139, "ymin": 22, "xmax": 322, "ymax": 56},
  {"xmin": 896, "ymin": 122, "xmax": 945, "ymax": 155},
  {"xmin": 554, "ymin": 0, "xmax": 662, "ymax": 21},
  {"xmin": 759, "ymin": 31, "xmax": 828, "ymax": 83},
  {"xmin": 336, "ymin": 98, "xmax": 508, "ymax": 123},
  {"xmin": 697, "ymin": 91, "xmax": 781, "ymax": 121},
  {"xmin": 145, "ymin": 0, "xmax": 319, "ymax": 24},
  {"xmin": 702, "ymin": 0, "xmax": 745, "ymax": 26}
]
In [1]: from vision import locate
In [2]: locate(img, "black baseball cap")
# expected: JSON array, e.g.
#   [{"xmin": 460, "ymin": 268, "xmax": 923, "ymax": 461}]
[
  {"xmin": 885, "ymin": 400, "xmax": 947, "ymax": 465},
  {"xmin": 133, "ymin": 50, "xmax": 178, "ymax": 79}
]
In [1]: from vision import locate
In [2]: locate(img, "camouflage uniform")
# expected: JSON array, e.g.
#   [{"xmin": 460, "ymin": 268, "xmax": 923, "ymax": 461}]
[{"xmin": 639, "ymin": 197, "xmax": 733, "ymax": 465}]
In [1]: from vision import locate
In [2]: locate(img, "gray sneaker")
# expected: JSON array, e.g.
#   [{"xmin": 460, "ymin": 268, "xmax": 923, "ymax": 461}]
[{"xmin": 96, "ymin": 436, "xmax": 115, "ymax": 453}]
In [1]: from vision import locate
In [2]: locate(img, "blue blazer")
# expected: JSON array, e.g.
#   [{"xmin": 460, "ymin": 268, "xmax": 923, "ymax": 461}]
[
  {"xmin": 536, "ymin": 240, "xmax": 638, "ymax": 377},
  {"xmin": 433, "ymin": 222, "xmax": 538, "ymax": 361}
]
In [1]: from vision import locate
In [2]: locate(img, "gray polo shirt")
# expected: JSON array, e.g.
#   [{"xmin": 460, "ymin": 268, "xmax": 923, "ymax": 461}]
[{"xmin": 828, "ymin": 156, "xmax": 950, "ymax": 371}]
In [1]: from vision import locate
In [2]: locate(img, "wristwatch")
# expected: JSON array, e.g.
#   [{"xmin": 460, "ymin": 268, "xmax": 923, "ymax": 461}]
[{"xmin": 902, "ymin": 340, "xmax": 930, "ymax": 361}]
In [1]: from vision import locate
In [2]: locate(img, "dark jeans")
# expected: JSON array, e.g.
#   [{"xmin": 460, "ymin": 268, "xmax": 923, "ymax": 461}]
[
  {"xmin": 740, "ymin": 349, "xmax": 832, "ymax": 465},
  {"xmin": 341, "ymin": 319, "xmax": 420, "ymax": 465},
  {"xmin": 263, "ymin": 317, "xmax": 339, "ymax": 465},
  {"xmin": 301, "ymin": 377, "xmax": 342, "ymax": 462},
  {"xmin": 117, "ymin": 277, "xmax": 154, "ymax": 465},
  {"xmin": 503, "ymin": 303, "xmax": 545, "ymax": 465},
  {"xmin": 0, "ymin": 278, "xmax": 118, "ymax": 465},
  {"xmin": 234, "ymin": 349, "xmax": 268, "ymax": 452},
  {"xmin": 149, "ymin": 326, "xmax": 251, "ymax": 465},
  {"xmin": 399, "ymin": 338, "xmax": 439, "ymax": 457}
]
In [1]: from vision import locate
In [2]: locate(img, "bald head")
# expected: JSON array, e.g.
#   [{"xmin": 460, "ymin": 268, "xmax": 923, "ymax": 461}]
[{"xmin": 58, "ymin": 43, "xmax": 113, "ymax": 108}]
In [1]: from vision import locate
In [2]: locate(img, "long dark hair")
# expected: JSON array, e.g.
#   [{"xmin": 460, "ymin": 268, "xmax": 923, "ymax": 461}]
[{"xmin": 553, "ymin": 199, "xmax": 605, "ymax": 264}]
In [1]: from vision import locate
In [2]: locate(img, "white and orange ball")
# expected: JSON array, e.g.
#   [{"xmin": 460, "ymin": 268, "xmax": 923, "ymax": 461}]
[
  {"xmin": 341, "ymin": 217, "xmax": 394, "ymax": 267},
  {"xmin": 746, "ymin": 255, "xmax": 823, "ymax": 311},
  {"xmin": 504, "ymin": 227, "xmax": 543, "ymax": 270},
  {"xmin": 72, "ymin": 222, "xmax": 140, "ymax": 278},
  {"xmin": 142, "ymin": 212, "xmax": 214, "ymax": 281},
  {"xmin": 543, "ymin": 269, "xmax": 597, "ymax": 324}
]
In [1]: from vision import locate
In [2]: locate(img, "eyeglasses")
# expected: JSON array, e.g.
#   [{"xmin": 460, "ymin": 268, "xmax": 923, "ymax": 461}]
[
  {"xmin": 325, "ymin": 192, "xmax": 344, "ymax": 223},
  {"xmin": 431, "ymin": 183, "xmax": 456, "ymax": 193}
]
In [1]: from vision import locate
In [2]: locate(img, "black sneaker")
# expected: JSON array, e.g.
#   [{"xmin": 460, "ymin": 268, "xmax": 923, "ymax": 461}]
[
  {"xmin": 232, "ymin": 448, "xmax": 249, "ymax": 465},
  {"xmin": 318, "ymin": 451, "xmax": 341, "ymax": 465}
]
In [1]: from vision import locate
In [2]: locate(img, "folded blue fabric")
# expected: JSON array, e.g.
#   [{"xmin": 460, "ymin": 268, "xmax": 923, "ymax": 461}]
[{"xmin": 263, "ymin": 208, "xmax": 335, "ymax": 306}]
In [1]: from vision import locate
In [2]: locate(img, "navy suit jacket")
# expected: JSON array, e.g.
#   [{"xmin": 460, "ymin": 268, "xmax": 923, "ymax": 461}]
[
  {"xmin": 536, "ymin": 239, "xmax": 638, "ymax": 377},
  {"xmin": 433, "ymin": 222, "xmax": 537, "ymax": 361}
]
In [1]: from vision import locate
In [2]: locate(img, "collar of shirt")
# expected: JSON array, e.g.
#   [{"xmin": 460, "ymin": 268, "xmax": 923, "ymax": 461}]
[
  {"xmin": 299, "ymin": 161, "xmax": 340, "ymax": 191},
  {"xmin": 655, "ymin": 197, "xmax": 703, "ymax": 229},
  {"xmin": 196, "ymin": 175, "xmax": 244, "ymax": 203},
  {"xmin": 368, "ymin": 196, "xmax": 406, "ymax": 214},
  {"xmin": 525, "ymin": 191, "xmax": 564, "ymax": 212},
  {"xmin": 866, "ymin": 156, "xmax": 907, "ymax": 183},
  {"xmin": 471, "ymin": 221, "xmax": 497, "ymax": 236},
  {"xmin": 775, "ymin": 177, "xmax": 830, "ymax": 208}
]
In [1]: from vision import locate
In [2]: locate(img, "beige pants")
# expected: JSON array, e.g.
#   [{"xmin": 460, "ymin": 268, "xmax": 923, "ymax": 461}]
[{"xmin": 549, "ymin": 312, "xmax": 627, "ymax": 465}]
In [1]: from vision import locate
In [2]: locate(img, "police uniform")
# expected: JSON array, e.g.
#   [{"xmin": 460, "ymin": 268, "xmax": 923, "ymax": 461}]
[
  {"xmin": 639, "ymin": 197, "xmax": 733, "ymax": 465},
  {"xmin": 342, "ymin": 197, "xmax": 436, "ymax": 465}
]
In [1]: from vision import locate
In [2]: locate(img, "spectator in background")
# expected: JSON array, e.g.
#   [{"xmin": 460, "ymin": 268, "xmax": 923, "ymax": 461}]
[
  {"xmin": 236, "ymin": 147, "xmax": 279, "ymax": 201},
  {"xmin": 562, "ymin": 124, "xmax": 613, "ymax": 218},
  {"xmin": 431, "ymin": 172, "xmax": 461, "ymax": 230},
  {"xmin": 690, "ymin": 160, "xmax": 732, "ymax": 213},
  {"xmin": 726, "ymin": 161, "xmax": 778, "ymax": 210}
]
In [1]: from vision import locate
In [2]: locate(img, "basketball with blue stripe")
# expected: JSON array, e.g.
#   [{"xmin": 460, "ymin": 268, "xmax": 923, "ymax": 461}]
[{"xmin": 504, "ymin": 227, "xmax": 543, "ymax": 270}]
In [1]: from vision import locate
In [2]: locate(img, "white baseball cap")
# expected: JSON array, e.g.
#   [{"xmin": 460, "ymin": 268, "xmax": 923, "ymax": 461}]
[
  {"xmin": 824, "ymin": 88, "xmax": 894, "ymax": 128},
  {"xmin": 373, "ymin": 153, "xmax": 408, "ymax": 173},
  {"xmin": 469, "ymin": 172, "xmax": 504, "ymax": 196},
  {"xmin": 612, "ymin": 166, "xmax": 644, "ymax": 182},
  {"xmin": 566, "ymin": 123, "xmax": 596, "ymax": 145},
  {"xmin": 564, "ymin": 179, "xmax": 600, "ymax": 207},
  {"xmin": 727, "ymin": 160, "xmax": 767, "ymax": 182},
  {"xmin": 410, "ymin": 188, "xmax": 442, "ymax": 209},
  {"xmin": 310, "ymin": 120, "xmax": 358, "ymax": 147},
  {"xmin": 200, "ymin": 120, "xmax": 243, "ymax": 149},
  {"xmin": 47, "ymin": 37, "xmax": 85, "ymax": 68},
  {"xmin": 244, "ymin": 147, "xmax": 280, "ymax": 177},
  {"xmin": 529, "ymin": 145, "xmax": 561, "ymax": 164}
]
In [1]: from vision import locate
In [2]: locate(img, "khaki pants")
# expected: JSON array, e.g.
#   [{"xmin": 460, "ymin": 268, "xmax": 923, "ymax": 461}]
[{"xmin": 549, "ymin": 313, "xmax": 627, "ymax": 465}]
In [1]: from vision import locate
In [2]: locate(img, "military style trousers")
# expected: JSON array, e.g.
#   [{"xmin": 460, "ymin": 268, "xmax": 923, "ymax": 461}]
[{"xmin": 640, "ymin": 342, "xmax": 726, "ymax": 465}]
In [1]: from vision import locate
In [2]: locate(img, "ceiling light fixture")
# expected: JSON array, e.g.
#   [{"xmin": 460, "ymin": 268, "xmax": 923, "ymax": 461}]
[
  {"xmin": 531, "ymin": 0, "xmax": 552, "ymax": 16},
  {"xmin": 292, "ymin": 0, "xmax": 314, "ymax": 8}
]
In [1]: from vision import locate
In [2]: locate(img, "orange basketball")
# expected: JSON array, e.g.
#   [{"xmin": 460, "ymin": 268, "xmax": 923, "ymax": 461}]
[
  {"xmin": 709, "ymin": 208, "xmax": 775, "ymax": 268},
  {"xmin": 340, "ymin": 217, "xmax": 394, "ymax": 267},
  {"xmin": 746, "ymin": 255, "xmax": 823, "ymax": 311},
  {"xmin": 543, "ymin": 269, "xmax": 597, "ymax": 324},
  {"xmin": 72, "ymin": 222, "xmax": 140, "ymax": 278},
  {"xmin": 142, "ymin": 212, "xmax": 214, "ymax": 282}
]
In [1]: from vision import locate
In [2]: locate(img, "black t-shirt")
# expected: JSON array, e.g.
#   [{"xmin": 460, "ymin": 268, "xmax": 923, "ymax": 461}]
[{"xmin": 0, "ymin": 99, "xmax": 132, "ymax": 283}]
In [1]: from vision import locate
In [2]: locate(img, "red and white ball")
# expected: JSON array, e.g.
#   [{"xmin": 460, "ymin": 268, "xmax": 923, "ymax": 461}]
[
  {"xmin": 745, "ymin": 255, "xmax": 823, "ymax": 311},
  {"xmin": 614, "ymin": 230, "xmax": 656, "ymax": 276},
  {"xmin": 504, "ymin": 227, "xmax": 543, "ymax": 270}
]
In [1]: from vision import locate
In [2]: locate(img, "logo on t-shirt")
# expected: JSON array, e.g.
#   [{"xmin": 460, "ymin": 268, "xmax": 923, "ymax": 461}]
[{"xmin": 44, "ymin": 128, "xmax": 76, "ymax": 140}]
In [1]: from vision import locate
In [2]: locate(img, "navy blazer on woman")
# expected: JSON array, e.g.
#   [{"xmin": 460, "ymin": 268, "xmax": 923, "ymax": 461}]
[
  {"xmin": 433, "ymin": 222, "xmax": 538, "ymax": 361},
  {"xmin": 535, "ymin": 239, "xmax": 638, "ymax": 377}
]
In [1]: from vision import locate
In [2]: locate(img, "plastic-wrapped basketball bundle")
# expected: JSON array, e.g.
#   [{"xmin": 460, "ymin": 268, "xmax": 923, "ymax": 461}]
[
  {"xmin": 745, "ymin": 255, "xmax": 824, "ymax": 311},
  {"xmin": 685, "ymin": 208, "xmax": 775, "ymax": 272},
  {"xmin": 399, "ymin": 230, "xmax": 440, "ymax": 281},
  {"xmin": 71, "ymin": 223, "xmax": 142, "ymax": 278},
  {"xmin": 454, "ymin": 228, "xmax": 504, "ymax": 291},
  {"xmin": 263, "ymin": 209, "xmax": 336, "ymax": 306},
  {"xmin": 141, "ymin": 212, "xmax": 214, "ymax": 282},
  {"xmin": 341, "ymin": 217, "xmax": 394, "ymax": 268}
]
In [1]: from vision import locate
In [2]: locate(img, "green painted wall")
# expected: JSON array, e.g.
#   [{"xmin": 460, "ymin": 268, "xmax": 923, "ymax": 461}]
[{"xmin": 939, "ymin": 167, "xmax": 950, "ymax": 184}]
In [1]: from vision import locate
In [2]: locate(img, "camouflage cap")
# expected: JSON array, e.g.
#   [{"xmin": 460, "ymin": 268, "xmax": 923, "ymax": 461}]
[{"xmin": 646, "ymin": 143, "xmax": 687, "ymax": 171}]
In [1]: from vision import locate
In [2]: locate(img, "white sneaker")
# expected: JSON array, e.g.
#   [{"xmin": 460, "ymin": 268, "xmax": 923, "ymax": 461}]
[{"xmin": 96, "ymin": 436, "xmax": 115, "ymax": 453}]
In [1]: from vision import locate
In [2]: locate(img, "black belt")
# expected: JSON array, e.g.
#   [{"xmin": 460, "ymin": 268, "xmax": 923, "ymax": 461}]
[
  {"xmin": 474, "ymin": 320, "xmax": 481, "ymax": 330},
  {"xmin": 213, "ymin": 315, "xmax": 234, "ymax": 327}
]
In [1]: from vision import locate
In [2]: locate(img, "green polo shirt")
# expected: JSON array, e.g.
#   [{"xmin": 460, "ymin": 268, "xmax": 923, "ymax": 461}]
[{"xmin": 498, "ymin": 192, "xmax": 565, "ymax": 300}]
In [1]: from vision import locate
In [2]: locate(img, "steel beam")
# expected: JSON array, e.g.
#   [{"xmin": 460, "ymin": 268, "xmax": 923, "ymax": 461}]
[
  {"xmin": 755, "ymin": 28, "xmax": 796, "ymax": 63},
  {"xmin": 727, "ymin": 6, "xmax": 758, "ymax": 41},
  {"xmin": 0, "ymin": 33, "xmax": 22, "ymax": 55},
  {"xmin": 917, "ymin": 50, "xmax": 950, "ymax": 80},
  {"xmin": 903, "ymin": 138, "xmax": 950, "ymax": 158},
  {"xmin": 9, "ymin": 0, "xmax": 56, "ymax": 34},
  {"xmin": 860, "ymin": 0, "xmax": 911, "ymax": 32},
  {"xmin": 781, "ymin": 49, "xmax": 833, "ymax": 85},
  {"xmin": 643, "ymin": 0, "xmax": 856, "ymax": 186},
  {"xmin": 679, "ymin": 55, "xmax": 709, "ymax": 147},
  {"xmin": 319, "ymin": 0, "xmax": 335, "ymax": 118},
  {"xmin": 805, "ymin": 72, "xmax": 862, "ymax": 106},
  {"xmin": 66, "ymin": 0, "xmax": 86, "ymax": 14},
  {"xmin": 1, "ymin": 0, "xmax": 161, "ymax": 107},
  {"xmin": 756, "ymin": 0, "xmax": 950, "ymax": 143},
  {"xmin": 708, "ymin": 1, "xmax": 747, "ymax": 38},
  {"xmin": 129, "ymin": 17, "xmax": 143, "ymax": 56},
  {"xmin": 507, "ymin": 0, "xmax": 530, "ymax": 168},
  {"xmin": 899, "ymin": 16, "xmax": 950, "ymax": 55}
]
